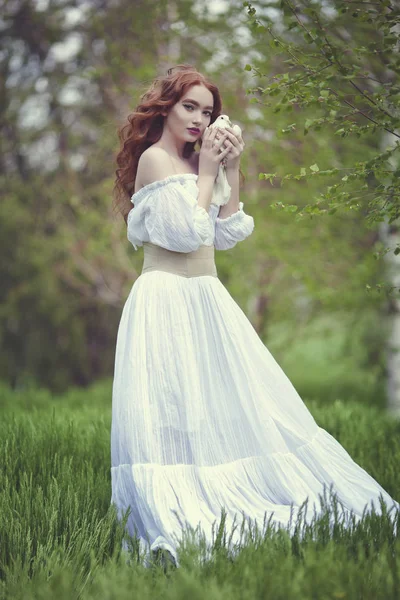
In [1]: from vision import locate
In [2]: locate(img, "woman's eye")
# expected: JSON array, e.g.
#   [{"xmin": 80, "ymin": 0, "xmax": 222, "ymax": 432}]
[{"xmin": 184, "ymin": 104, "xmax": 211, "ymax": 116}]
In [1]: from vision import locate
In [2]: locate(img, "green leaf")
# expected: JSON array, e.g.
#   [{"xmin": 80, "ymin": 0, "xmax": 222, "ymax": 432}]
[
  {"xmin": 310, "ymin": 163, "xmax": 320, "ymax": 172},
  {"xmin": 259, "ymin": 173, "xmax": 277, "ymax": 185}
]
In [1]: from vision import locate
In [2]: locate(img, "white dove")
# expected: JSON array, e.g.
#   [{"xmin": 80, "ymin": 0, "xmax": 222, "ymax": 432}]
[{"xmin": 206, "ymin": 114, "xmax": 242, "ymax": 207}]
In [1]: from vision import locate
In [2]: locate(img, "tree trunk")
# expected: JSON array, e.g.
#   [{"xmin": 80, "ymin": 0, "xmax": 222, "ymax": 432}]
[{"xmin": 380, "ymin": 132, "xmax": 400, "ymax": 416}]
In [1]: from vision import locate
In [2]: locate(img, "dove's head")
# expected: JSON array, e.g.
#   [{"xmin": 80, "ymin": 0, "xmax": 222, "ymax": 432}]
[{"xmin": 214, "ymin": 114, "xmax": 232, "ymax": 127}]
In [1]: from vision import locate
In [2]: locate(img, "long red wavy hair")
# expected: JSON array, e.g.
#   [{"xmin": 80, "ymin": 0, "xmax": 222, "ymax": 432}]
[{"xmin": 113, "ymin": 64, "xmax": 244, "ymax": 224}]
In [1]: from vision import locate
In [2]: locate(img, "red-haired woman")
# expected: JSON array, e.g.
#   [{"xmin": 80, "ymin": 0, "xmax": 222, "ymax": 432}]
[{"xmin": 111, "ymin": 65, "xmax": 398, "ymax": 571}]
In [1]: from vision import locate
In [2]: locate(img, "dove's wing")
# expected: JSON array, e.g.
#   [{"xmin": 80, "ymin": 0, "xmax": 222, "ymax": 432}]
[{"xmin": 232, "ymin": 124, "xmax": 242, "ymax": 137}]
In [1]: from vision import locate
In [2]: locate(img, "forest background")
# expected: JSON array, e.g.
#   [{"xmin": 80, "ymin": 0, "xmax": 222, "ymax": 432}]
[
  {"xmin": 1, "ymin": 0, "xmax": 400, "ymax": 415},
  {"xmin": 2, "ymin": 0, "xmax": 400, "ymax": 596}
]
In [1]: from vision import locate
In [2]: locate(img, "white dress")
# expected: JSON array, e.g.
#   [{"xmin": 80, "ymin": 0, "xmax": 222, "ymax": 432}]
[{"xmin": 111, "ymin": 173, "xmax": 398, "ymax": 567}]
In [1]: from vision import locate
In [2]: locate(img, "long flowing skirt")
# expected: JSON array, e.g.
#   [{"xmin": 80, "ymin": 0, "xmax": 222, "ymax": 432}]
[{"xmin": 110, "ymin": 271, "xmax": 399, "ymax": 567}]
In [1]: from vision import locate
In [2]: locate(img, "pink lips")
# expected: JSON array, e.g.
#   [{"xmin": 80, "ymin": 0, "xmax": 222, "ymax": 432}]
[{"xmin": 188, "ymin": 128, "xmax": 200, "ymax": 135}]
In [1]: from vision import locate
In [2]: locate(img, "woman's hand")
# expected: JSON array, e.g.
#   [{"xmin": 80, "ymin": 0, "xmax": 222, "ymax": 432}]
[
  {"xmin": 199, "ymin": 127, "xmax": 231, "ymax": 179},
  {"xmin": 217, "ymin": 126, "xmax": 245, "ymax": 170}
]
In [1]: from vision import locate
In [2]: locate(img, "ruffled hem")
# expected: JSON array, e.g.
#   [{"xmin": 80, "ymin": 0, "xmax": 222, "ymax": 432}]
[
  {"xmin": 131, "ymin": 173, "xmax": 199, "ymax": 205},
  {"xmin": 215, "ymin": 201, "xmax": 246, "ymax": 223},
  {"xmin": 111, "ymin": 427, "xmax": 399, "ymax": 567},
  {"xmin": 214, "ymin": 202, "xmax": 255, "ymax": 250}
]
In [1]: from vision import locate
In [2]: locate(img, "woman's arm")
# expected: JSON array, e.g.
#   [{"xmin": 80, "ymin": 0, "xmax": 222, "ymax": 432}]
[{"xmin": 197, "ymin": 174, "xmax": 216, "ymax": 212}]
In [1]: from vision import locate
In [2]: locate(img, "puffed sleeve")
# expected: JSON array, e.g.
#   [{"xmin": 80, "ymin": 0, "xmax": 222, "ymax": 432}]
[
  {"xmin": 214, "ymin": 202, "xmax": 255, "ymax": 250},
  {"xmin": 127, "ymin": 175, "xmax": 214, "ymax": 253}
]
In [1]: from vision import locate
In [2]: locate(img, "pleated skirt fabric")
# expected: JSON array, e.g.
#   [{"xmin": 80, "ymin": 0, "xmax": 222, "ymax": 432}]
[{"xmin": 111, "ymin": 266, "xmax": 399, "ymax": 567}]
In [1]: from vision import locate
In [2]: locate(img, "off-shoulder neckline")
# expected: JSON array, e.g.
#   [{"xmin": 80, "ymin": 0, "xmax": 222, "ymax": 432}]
[{"xmin": 130, "ymin": 173, "xmax": 198, "ymax": 204}]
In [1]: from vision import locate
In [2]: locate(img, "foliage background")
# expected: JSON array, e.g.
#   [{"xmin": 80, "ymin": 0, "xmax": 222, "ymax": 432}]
[
  {"xmin": 2, "ymin": 0, "xmax": 400, "ymax": 595},
  {"xmin": 1, "ymin": 0, "xmax": 398, "ymax": 408}
]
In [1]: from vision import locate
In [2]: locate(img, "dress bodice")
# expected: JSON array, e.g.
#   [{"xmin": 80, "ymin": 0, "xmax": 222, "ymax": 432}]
[{"xmin": 142, "ymin": 242, "xmax": 218, "ymax": 278}]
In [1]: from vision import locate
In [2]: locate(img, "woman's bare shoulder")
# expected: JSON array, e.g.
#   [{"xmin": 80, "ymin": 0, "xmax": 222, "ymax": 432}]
[
  {"xmin": 135, "ymin": 147, "xmax": 199, "ymax": 193},
  {"xmin": 135, "ymin": 147, "xmax": 174, "ymax": 192}
]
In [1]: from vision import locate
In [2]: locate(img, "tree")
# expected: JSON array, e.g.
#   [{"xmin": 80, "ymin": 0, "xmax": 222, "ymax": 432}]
[
  {"xmin": 243, "ymin": 0, "xmax": 400, "ymax": 269},
  {"xmin": 0, "ymin": 0, "xmax": 256, "ymax": 390},
  {"xmin": 242, "ymin": 0, "xmax": 400, "ymax": 412}
]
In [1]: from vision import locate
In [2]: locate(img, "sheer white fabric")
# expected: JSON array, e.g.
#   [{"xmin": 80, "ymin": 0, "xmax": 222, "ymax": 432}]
[
  {"xmin": 126, "ymin": 174, "xmax": 255, "ymax": 252},
  {"xmin": 111, "ymin": 173, "xmax": 399, "ymax": 568}
]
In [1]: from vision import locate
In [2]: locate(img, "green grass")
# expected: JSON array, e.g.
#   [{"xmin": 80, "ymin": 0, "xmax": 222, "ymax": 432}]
[{"xmin": 0, "ymin": 379, "xmax": 399, "ymax": 599}]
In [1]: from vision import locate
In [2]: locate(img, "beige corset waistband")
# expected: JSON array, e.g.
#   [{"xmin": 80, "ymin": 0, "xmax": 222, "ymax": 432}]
[{"xmin": 141, "ymin": 242, "xmax": 218, "ymax": 278}]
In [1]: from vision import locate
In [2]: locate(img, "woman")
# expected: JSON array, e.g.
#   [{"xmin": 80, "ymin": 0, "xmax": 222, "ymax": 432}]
[{"xmin": 111, "ymin": 64, "xmax": 398, "ymax": 570}]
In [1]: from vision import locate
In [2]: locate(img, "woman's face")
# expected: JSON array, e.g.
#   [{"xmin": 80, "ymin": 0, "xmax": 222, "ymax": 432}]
[{"xmin": 164, "ymin": 84, "xmax": 214, "ymax": 142}]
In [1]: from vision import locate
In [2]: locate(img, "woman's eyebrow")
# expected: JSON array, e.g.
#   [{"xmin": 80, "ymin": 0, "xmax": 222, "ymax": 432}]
[{"xmin": 183, "ymin": 98, "xmax": 214, "ymax": 110}]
